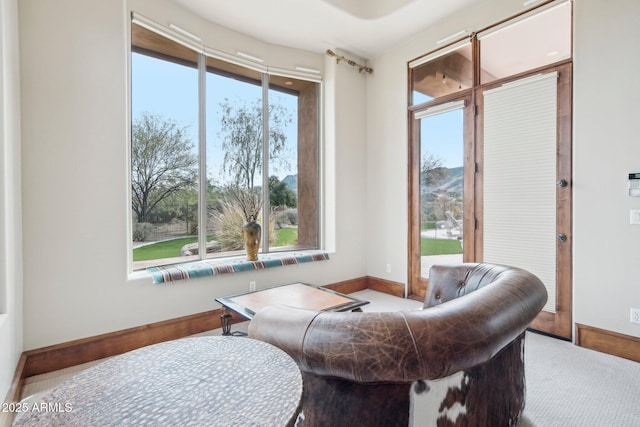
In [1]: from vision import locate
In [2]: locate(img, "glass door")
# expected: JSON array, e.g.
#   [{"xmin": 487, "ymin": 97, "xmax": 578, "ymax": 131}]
[
  {"xmin": 418, "ymin": 105, "xmax": 464, "ymax": 278},
  {"xmin": 409, "ymin": 97, "xmax": 473, "ymax": 297}
]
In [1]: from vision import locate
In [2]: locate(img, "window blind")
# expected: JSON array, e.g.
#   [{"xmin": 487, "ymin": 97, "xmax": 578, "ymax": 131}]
[
  {"xmin": 132, "ymin": 13, "xmax": 204, "ymax": 54},
  {"xmin": 483, "ymin": 72, "xmax": 558, "ymax": 313},
  {"xmin": 131, "ymin": 12, "xmax": 321, "ymax": 82},
  {"xmin": 414, "ymin": 100, "xmax": 465, "ymax": 120}
]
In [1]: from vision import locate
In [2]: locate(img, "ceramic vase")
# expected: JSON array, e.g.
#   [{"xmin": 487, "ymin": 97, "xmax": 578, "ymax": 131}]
[{"xmin": 243, "ymin": 220, "xmax": 261, "ymax": 261}]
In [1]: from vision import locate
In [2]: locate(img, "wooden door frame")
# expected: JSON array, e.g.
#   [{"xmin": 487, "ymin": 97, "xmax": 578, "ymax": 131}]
[
  {"xmin": 407, "ymin": 106, "xmax": 425, "ymax": 299},
  {"xmin": 533, "ymin": 62, "xmax": 573, "ymax": 339}
]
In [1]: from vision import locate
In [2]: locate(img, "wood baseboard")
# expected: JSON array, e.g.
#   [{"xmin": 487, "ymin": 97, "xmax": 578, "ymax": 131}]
[
  {"xmin": 366, "ymin": 276, "xmax": 405, "ymax": 298},
  {"xmin": 22, "ymin": 308, "xmax": 245, "ymax": 378},
  {"xmin": 323, "ymin": 276, "xmax": 368, "ymax": 294},
  {"xmin": 575, "ymin": 323, "xmax": 640, "ymax": 363},
  {"xmin": 324, "ymin": 276, "xmax": 405, "ymax": 298}
]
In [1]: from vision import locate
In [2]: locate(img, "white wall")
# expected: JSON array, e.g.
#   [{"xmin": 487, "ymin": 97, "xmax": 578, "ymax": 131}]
[
  {"xmin": 0, "ymin": 0, "xmax": 23, "ymax": 401},
  {"xmin": 19, "ymin": 0, "xmax": 367, "ymax": 350},
  {"xmin": 572, "ymin": 0, "xmax": 640, "ymax": 337},
  {"xmin": 322, "ymin": 49, "xmax": 368, "ymax": 266},
  {"xmin": 365, "ymin": 0, "xmax": 640, "ymax": 338},
  {"xmin": 364, "ymin": 46, "xmax": 409, "ymax": 284}
]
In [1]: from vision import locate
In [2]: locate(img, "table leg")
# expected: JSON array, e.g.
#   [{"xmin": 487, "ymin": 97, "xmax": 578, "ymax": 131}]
[{"xmin": 221, "ymin": 312, "xmax": 232, "ymax": 336}]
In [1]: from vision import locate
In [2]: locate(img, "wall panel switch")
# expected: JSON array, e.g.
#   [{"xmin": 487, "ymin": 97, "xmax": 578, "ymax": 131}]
[{"xmin": 630, "ymin": 210, "xmax": 640, "ymax": 225}]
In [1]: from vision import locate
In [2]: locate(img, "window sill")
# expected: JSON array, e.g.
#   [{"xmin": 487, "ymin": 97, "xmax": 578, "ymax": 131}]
[{"xmin": 144, "ymin": 250, "xmax": 330, "ymax": 284}]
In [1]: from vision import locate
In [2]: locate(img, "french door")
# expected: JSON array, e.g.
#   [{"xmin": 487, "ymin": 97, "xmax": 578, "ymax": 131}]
[
  {"xmin": 409, "ymin": 63, "xmax": 572, "ymax": 339},
  {"xmin": 477, "ymin": 63, "xmax": 572, "ymax": 339}
]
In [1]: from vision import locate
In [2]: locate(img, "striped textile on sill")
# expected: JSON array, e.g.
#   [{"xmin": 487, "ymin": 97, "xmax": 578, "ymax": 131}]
[{"xmin": 147, "ymin": 251, "xmax": 330, "ymax": 284}]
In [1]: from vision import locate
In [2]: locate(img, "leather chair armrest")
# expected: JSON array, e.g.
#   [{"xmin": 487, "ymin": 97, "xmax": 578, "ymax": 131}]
[{"xmin": 248, "ymin": 304, "xmax": 320, "ymax": 366}]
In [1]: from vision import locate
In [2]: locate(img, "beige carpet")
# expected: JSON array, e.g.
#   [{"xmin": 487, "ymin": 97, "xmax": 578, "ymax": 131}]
[{"xmin": 520, "ymin": 331, "xmax": 640, "ymax": 427}]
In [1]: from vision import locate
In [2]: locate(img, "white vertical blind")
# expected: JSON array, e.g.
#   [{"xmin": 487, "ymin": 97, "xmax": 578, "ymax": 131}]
[{"xmin": 483, "ymin": 72, "xmax": 558, "ymax": 313}]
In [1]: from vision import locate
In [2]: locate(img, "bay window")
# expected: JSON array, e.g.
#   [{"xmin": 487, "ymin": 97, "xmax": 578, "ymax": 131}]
[{"xmin": 130, "ymin": 17, "xmax": 320, "ymax": 271}]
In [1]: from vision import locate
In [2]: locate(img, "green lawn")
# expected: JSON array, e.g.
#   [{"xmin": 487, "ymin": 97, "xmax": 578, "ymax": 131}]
[
  {"xmin": 133, "ymin": 236, "xmax": 199, "ymax": 261},
  {"xmin": 275, "ymin": 227, "xmax": 297, "ymax": 246},
  {"xmin": 133, "ymin": 228, "xmax": 298, "ymax": 261},
  {"xmin": 421, "ymin": 237, "xmax": 462, "ymax": 256}
]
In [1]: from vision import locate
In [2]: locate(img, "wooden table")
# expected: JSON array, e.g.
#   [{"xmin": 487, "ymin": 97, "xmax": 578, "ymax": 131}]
[
  {"xmin": 216, "ymin": 282, "xmax": 369, "ymax": 334},
  {"xmin": 216, "ymin": 282, "xmax": 369, "ymax": 319},
  {"xmin": 12, "ymin": 336, "xmax": 302, "ymax": 426}
]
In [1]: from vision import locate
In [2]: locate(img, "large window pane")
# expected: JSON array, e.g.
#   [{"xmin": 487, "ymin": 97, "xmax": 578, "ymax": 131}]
[
  {"xmin": 418, "ymin": 106, "xmax": 464, "ymax": 278},
  {"xmin": 131, "ymin": 25, "xmax": 199, "ymax": 270},
  {"xmin": 267, "ymin": 75, "xmax": 320, "ymax": 251},
  {"xmin": 268, "ymin": 78, "xmax": 298, "ymax": 250},
  {"xmin": 206, "ymin": 57, "xmax": 263, "ymax": 258}
]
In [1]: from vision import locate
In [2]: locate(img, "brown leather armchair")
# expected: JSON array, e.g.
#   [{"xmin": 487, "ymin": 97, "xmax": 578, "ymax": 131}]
[{"xmin": 248, "ymin": 263, "xmax": 547, "ymax": 427}]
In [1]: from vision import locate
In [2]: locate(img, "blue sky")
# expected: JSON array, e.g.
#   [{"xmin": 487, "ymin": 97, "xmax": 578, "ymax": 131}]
[
  {"xmin": 420, "ymin": 108, "xmax": 464, "ymax": 169},
  {"xmin": 131, "ymin": 52, "xmax": 298, "ymax": 185}
]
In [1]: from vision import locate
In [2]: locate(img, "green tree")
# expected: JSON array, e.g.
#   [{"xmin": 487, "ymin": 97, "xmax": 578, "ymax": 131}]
[
  {"xmin": 218, "ymin": 98, "xmax": 292, "ymax": 190},
  {"xmin": 131, "ymin": 112, "xmax": 197, "ymax": 223},
  {"xmin": 269, "ymin": 176, "xmax": 297, "ymax": 209}
]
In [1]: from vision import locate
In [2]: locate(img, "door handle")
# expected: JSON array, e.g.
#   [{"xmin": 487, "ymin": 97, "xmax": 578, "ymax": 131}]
[
  {"xmin": 556, "ymin": 179, "xmax": 568, "ymax": 187},
  {"xmin": 557, "ymin": 233, "xmax": 567, "ymax": 242}
]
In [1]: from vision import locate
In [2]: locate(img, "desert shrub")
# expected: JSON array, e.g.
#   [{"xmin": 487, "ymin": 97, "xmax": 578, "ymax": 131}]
[
  {"xmin": 211, "ymin": 201, "xmax": 245, "ymax": 250},
  {"xmin": 133, "ymin": 222, "xmax": 155, "ymax": 242},
  {"xmin": 274, "ymin": 212, "xmax": 290, "ymax": 229},
  {"xmin": 211, "ymin": 200, "xmax": 275, "ymax": 251},
  {"xmin": 286, "ymin": 210, "xmax": 297, "ymax": 225}
]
